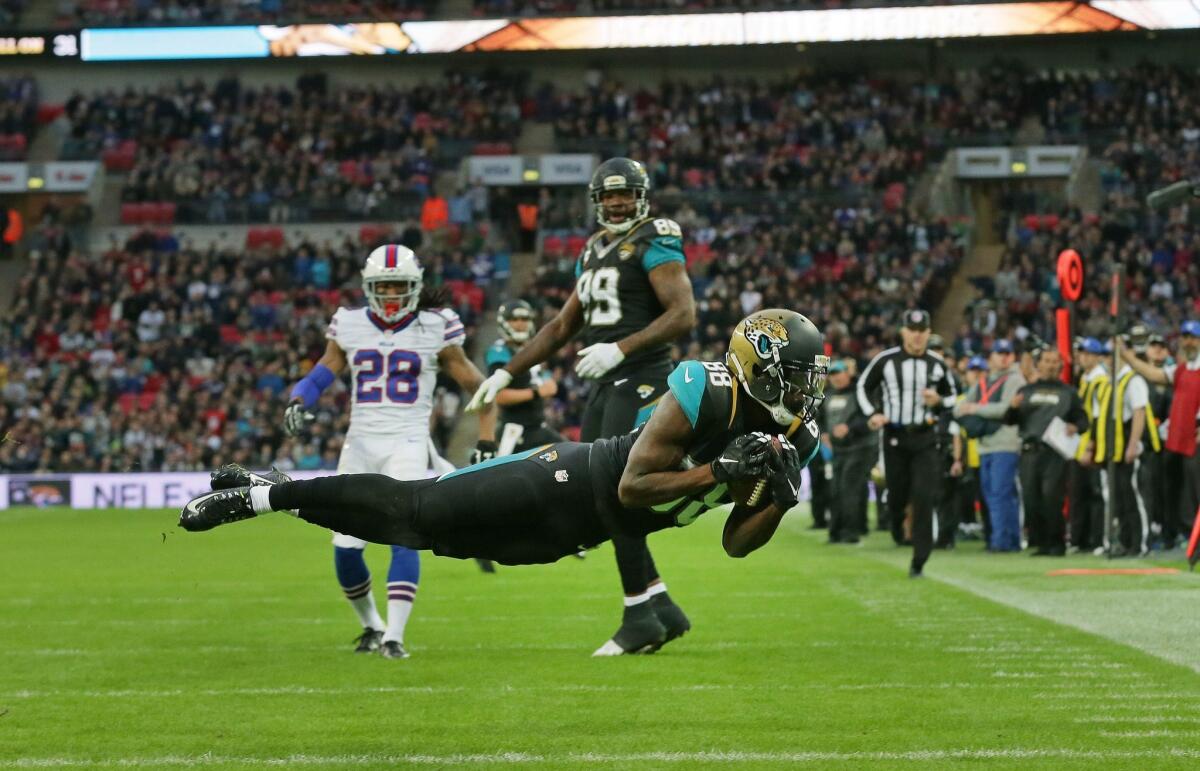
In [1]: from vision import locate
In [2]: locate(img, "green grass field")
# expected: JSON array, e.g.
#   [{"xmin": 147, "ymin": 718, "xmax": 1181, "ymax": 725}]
[{"xmin": 2, "ymin": 505, "xmax": 1199, "ymax": 769}]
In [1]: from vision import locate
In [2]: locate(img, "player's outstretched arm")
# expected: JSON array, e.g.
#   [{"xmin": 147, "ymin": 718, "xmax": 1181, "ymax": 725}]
[
  {"xmin": 612, "ymin": 261, "xmax": 696, "ymax": 358},
  {"xmin": 439, "ymin": 344, "xmax": 496, "ymax": 444},
  {"xmin": 617, "ymin": 393, "xmax": 716, "ymax": 507},
  {"xmin": 722, "ymin": 436, "xmax": 805, "ymax": 558},
  {"xmin": 284, "ymin": 340, "xmax": 348, "ymax": 436},
  {"xmin": 466, "ymin": 293, "xmax": 584, "ymax": 413},
  {"xmin": 506, "ymin": 292, "xmax": 586, "ymax": 378},
  {"xmin": 722, "ymin": 501, "xmax": 786, "ymax": 558}
]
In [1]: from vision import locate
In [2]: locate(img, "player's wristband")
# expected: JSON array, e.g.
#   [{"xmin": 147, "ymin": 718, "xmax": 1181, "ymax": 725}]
[{"xmin": 290, "ymin": 363, "xmax": 336, "ymax": 408}]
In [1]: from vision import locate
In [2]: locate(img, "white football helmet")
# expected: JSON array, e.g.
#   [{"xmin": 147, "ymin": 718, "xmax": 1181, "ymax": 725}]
[{"xmin": 362, "ymin": 244, "xmax": 423, "ymax": 321}]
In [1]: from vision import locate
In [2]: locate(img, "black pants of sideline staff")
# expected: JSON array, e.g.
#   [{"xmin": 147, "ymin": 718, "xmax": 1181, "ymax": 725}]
[
  {"xmin": 1020, "ymin": 443, "xmax": 1067, "ymax": 554},
  {"xmin": 829, "ymin": 444, "xmax": 874, "ymax": 542},
  {"xmin": 882, "ymin": 427, "xmax": 937, "ymax": 573}
]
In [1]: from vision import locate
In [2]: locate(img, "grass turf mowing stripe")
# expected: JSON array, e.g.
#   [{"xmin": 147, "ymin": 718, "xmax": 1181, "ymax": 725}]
[
  {"xmin": 6, "ymin": 749, "xmax": 1200, "ymax": 767},
  {"xmin": 786, "ymin": 511, "xmax": 1200, "ymax": 675},
  {"xmin": 3, "ymin": 507, "xmax": 1199, "ymax": 769}
]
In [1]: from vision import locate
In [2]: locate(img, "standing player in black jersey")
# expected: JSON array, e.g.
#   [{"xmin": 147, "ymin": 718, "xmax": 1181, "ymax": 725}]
[
  {"xmin": 466, "ymin": 158, "xmax": 697, "ymax": 656},
  {"xmin": 179, "ymin": 311, "xmax": 829, "ymax": 655},
  {"xmin": 485, "ymin": 300, "xmax": 564, "ymax": 454}
]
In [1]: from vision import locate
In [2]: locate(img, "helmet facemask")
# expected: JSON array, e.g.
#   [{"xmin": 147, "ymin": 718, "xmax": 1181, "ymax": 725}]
[
  {"xmin": 500, "ymin": 308, "xmax": 535, "ymax": 345},
  {"xmin": 365, "ymin": 277, "xmax": 421, "ymax": 322},
  {"xmin": 592, "ymin": 188, "xmax": 649, "ymax": 234},
  {"xmin": 729, "ymin": 349, "xmax": 829, "ymax": 427}
]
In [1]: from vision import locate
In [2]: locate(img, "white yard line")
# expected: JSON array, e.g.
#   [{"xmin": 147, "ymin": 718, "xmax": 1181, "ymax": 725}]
[{"xmin": 4, "ymin": 749, "xmax": 1200, "ymax": 767}]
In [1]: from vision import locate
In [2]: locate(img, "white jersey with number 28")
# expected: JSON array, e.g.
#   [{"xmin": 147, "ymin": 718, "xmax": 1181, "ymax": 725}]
[{"xmin": 325, "ymin": 306, "xmax": 465, "ymax": 437}]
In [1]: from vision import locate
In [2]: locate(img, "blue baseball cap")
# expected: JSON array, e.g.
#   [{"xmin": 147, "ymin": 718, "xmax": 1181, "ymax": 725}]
[
  {"xmin": 828, "ymin": 360, "xmax": 848, "ymax": 374},
  {"xmin": 967, "ymin": 356, "xmax": 988, "ymax": 371},
  {"xmin": 991, "ymin": 339, "xmax": 1015, "ymax": 354},
  {"xmin": 1080, "ymin": 337, "xmax": 1106, "ymax": 355},
  {"xmin": 1182, "ymin": 320, "xmax": 1200, "ymax": 337}
]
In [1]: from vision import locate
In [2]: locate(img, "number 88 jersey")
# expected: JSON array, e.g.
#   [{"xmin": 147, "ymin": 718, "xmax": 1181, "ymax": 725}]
[
  {"xmin": 574, "ymin": 216, "xmax": 687, "ymax": 382},
  {"xmin": 326, "ymin": 307, "xmax": 465, "ymax": 437}
]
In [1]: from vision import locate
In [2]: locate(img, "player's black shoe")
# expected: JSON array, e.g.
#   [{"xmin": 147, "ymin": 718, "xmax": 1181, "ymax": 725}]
[
  {"xmin": 592, "ymin": 602, "xmax": 667, "ymax": 656},
  {"xmin": 179, "ymin": 487, "xmax": 257, "ymax": 532},
  {"xmin": 380, "ymin": 640, "xmax": 410, "ymax": 659},
  {"xmin": 649, "ymin": 592, "xmax": 691, "ymax": 647},
  {"xmin": 353, "ymin": 628, "xmax": 383, "ymax": 654},
  {"xmin": 210, "ymin": 463, "xmax": 291, "ymax": 491},
  {"xmin": 475, "ymin": 559, "xmax": 497, "ymax": 574}
]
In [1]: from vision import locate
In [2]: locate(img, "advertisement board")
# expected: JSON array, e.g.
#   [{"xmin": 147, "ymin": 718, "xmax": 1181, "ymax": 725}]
[{"xmin": 0, "ymin": 471, "xmax": 333, "ymax": 511}]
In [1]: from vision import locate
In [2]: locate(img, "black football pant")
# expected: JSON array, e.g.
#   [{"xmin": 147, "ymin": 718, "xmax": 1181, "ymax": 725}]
[
  {"xmin": 808, "ymin": 453, "xmax": 831, "ymax": 528},
  {"xmin": 1137, "ymin": 450, "xmax": 1165, "ymax": 542},
  {"xmin": 1068, "ymin": 461, "xmax": 1103, "ymax": 551},
  {"xmin": 268, "ymin": 443, "xmax": 608, "ymax": 565},
  {"xmin": 934, "ymin": 448, "xmax": 958, "ymax": 547},
  {"xmin": 1019, "ymin": 444, "xmax": 1068, "ymax": 552},
  {"xmin": 883, "ymin": 429, "xmax": 938, "ymax": 571},
  {"xmin": 509, "ymin": 424, "xmax": 566, "ymax": 453},
  {"xmin": 829, "ymin": 445, "xmax": 873, "ymax": 541},
  {"xmin": 1100, "ymin": 461, "xmax": 1150, "ymax": 554},
  {"xmin": 1163, "ymin": 451, "xmax": 1200, "ymax": 545},
  {"xmin": 581, "ymin": 373, "xmax": 668, "ymax": 595}
]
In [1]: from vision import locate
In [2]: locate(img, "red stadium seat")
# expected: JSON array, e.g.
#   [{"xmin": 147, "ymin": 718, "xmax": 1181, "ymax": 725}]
[
  {"xmin": 117, "ymin": 393, "xmax": 137, "ymax": 414},
  {"xmin": 1041, "ymin": 214, "xmax": 1060, "ymax": 231},
  {"xmin": 542, "ymin": 235, "xmax": 564, "ymax": 258},
  {"xmin": 566, "ymin": 235, "xmax": 587, "ymax": 256},
  {"xmin": 120, "ymin": 203, "xmax": 141, "ymax": 225},
  {"xmin": 1023, "ymin": 214, "xmax": 1041, "ymax": 232},
  {"xmin": 219, "ymin": 325, "xmax": 243, "ymax": 345}
]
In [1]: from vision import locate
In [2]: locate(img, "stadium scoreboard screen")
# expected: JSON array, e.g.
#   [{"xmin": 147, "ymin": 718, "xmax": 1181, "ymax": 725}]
[
  {"xmin": 0, "ymin": 33, "xmax": 79, "ymax": 58},
  {"xmin": 1, "ymin": 1, "xmax": 1196, "ymax": 63}
]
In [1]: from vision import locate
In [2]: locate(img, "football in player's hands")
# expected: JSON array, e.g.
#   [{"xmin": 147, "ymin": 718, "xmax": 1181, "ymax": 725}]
[
  {"xmin": 710, "ymin": 432, "xmax": 774, "ymax": 484},
  {"xmin": 764, "ymin": 435, "xmax": 803, "ymax": 511}
]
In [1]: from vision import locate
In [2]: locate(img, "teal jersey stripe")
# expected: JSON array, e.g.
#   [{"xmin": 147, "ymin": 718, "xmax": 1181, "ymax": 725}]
[
  {"xmin": 438, "ymin": 445, "xmax": 548, "ymax": 481},
  {"xmin": 666, "ymin": 361, "xmax": 705, "ymax": 428},
  {"xmin": 642, "ymin": 237, "xmax": 685, "ymax": 272},
  {"xmin": 485, "ymin": 342, "xmax": 513, "ymax": 367},
  {"xmin": 802, "ymin": 436, "xmax": 821, "ymax": 468}
]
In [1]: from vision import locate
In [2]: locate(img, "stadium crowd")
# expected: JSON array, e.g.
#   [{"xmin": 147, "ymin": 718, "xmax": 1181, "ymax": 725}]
[
  {"xmin": 0, "ymin": 76, "xmax": 38, "ymax": 161},
  {"xmin": 59, "ymin": 73, "xmax": 526, "ymax": 223},
  {"xmin": 0, "ymin": 220, "xmax": 501, "ymax": 474}
]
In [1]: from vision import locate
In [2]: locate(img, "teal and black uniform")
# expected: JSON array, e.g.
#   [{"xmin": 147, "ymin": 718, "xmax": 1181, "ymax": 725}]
[
  {"xmin": 589, "ymin": 359, "xmax": 820, "ymax": 537},
  {"xmin": 485, "ymin": 339, "xmax": 563, "ymax": 450},
  {"xmin": 574, "ymin": 216, "xmax": 687, "ymax": 441},
  {"xmin": 284, "ymin": 360, "xmax": 819, "ymax": 565}
]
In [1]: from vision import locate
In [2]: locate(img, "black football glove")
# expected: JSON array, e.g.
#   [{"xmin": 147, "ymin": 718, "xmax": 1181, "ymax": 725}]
[
  {"xmin": 283, "ymin": 401, "xmax": 315, "ymax": 437},
  {"xmin": 469, "ymin": 440, "xmax": 498, "ymax": 466},
  {"xmin": 710, "ymin": 432, "xmax": 774, "ymax": 483},
  {"xmin": 765, "ymin": 434, "xmax": 804, "ymax": 511}
]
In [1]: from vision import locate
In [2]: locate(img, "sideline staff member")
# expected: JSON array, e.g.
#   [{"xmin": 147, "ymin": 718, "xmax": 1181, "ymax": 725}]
[
  {"xmin": 857, "ymin": 309, "xmax": 958, "ymax": 577},
  {"xmin": 1004, "ymin": 347, "xmax": 1088, "ymax": 556}
]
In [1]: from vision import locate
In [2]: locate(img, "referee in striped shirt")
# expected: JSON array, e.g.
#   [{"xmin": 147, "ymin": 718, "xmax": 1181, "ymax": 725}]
[{"xmin": 857, "ymin": 310, "xmax": 958, "ymax": 577}]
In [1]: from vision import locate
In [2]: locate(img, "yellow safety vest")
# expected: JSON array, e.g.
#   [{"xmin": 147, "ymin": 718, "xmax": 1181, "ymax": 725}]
[
  {"xmin": 1076, "ymin": 374, "xmax": 1108, "ymax": 461},
  {"xmin": 956, "ymin": 394, "xmax": 981, "ymax": 467},
  {"xmin": 1094, "ymin": 370, "xmax": 1159, "ymax": 460}
]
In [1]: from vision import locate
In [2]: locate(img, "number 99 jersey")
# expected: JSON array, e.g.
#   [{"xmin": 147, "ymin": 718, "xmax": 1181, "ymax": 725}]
[
  {"xmin": 326, "ymin": 307, "xmax": 465, "ymax": 437},
  {"xmin": 574, "ymin": 216, "xmax": 687, "ymax": 382}
]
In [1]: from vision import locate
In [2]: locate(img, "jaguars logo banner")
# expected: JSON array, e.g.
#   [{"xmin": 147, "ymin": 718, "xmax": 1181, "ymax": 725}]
[{"xmin": 743, "ymin": 317, "xmax": 789, "ymax": 361}]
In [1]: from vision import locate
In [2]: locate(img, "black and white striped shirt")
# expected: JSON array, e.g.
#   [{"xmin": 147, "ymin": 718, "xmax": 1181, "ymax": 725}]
[{"xmin": 856, "ymin": 346, "xmax": 958, "ymax": 427}]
